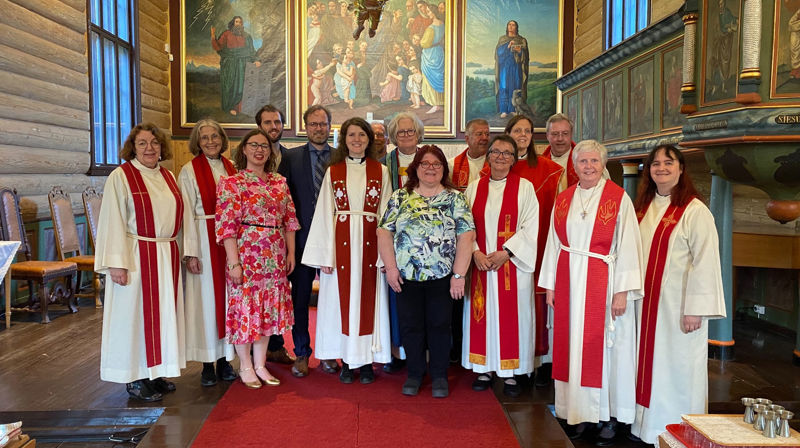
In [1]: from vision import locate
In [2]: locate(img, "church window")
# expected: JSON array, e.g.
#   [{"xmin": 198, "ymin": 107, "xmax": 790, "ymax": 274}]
[{"xmin": 605, "ymin": 0, "xmax": 649, "ymax": 49}]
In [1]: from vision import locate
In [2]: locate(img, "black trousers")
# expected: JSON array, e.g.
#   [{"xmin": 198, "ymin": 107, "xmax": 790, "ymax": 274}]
[{"xmin": 396, "ymin": 276, "xmax": 453, "ymax": 380}]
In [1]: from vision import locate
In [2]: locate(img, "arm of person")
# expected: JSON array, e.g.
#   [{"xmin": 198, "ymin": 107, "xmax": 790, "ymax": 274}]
[
  {"xmin": 450, "ymin": 230, "xmax": 475, "ymax": 299},
  {"xmin": 94, "ymin": 168, "xmax": 136, "ymax": 285},
  {"xmin": 222, "ymin": 237, "xmax": 242, "ymax": 285},
  {"xmin": 285, "ymin": 230, "xmax": 296, "ymax": 275},
  {"xmin": 682, "ymin": 202, "xmax": 727, "ymax": 332},
  {"xmin": 178, "ymin": 165, "xmax": 203, "ymax": 275},
  {"xmin": 377, "ymin": 228, "xmax": 402, "ymax": 292}
]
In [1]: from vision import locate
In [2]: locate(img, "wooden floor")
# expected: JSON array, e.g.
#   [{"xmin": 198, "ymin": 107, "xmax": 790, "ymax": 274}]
[{"xmin": 0, "ymin": 301, "xmax": 798, "ymax": 447}]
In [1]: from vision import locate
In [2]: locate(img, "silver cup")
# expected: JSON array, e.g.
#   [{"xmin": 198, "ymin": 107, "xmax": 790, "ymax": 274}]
[
  {"xmin": 762, "ymin": 410, "xmax": 777, "ymax": 438},
  {"xmin": 753, "ymin": 404, "xmax": 767, "ymax": 431},
  {"xmin": 741, "ymin": 397, "xmax": 755, "ymax": 423},
  {"xmin": 755, "ymin": 398, "xmax": 773, "ymax": 406},
  {"xmin": 778, "ymin": 410, "xmax": 794, "ymax": 438}
]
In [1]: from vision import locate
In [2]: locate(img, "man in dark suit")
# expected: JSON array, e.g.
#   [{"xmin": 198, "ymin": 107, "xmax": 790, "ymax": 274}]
[
  {"xmin": 255, "ymin": 105, "xmax": 295, "ymax": 366},
  {"xmin": 277, "ymin": 105, "xmax": 341, "ymax": 377}
]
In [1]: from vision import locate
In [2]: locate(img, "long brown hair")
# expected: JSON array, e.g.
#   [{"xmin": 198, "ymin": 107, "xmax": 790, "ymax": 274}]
[
  {"xmin": 330, "ymin": 117, "xmax": 378, "ymax": 165},
  {"xmin": 504, "ymin": 115, "xmax": 537, "ymax": 167},
  {"xmin": 404, "ymin": 145, "xmax": 456, "ymax": 193},
  {"xmin": 634, "ymin": 145, "xmax": 703, "ymax": 212},
  {"xmin": 231, "ymin": 129, "xmax": 278, "ymax": 172}
]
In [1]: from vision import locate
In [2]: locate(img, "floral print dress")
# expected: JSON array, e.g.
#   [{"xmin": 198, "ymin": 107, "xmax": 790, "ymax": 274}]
[{"xmin": 216, "ymin": 170, "xmax": 301, "ymax": 344}]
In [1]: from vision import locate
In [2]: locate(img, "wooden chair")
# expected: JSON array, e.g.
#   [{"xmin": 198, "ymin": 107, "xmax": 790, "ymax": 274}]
[
  {"xmin": 81, "ymin": 186, "xmax": 102, "ymax": 252},
  {"xmin": 49, "ymin": 186, "xmax": 101, "ymax": 308},
  {"xmin": 0, "ymin": 186, "xmax": 77, "ymax": 324}
]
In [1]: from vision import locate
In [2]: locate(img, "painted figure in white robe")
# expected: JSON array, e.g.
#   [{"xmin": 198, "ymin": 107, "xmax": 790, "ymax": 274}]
[
  {"xmin": 303, "ymin": 118, "xmax": 393, "ymax": 384},
  {"xmin": 539, "ymin": 140, "xmax": 643, "ymax": 444},
  {"xmin": 630, "ymin": 145, "xmax": 726, "ymax": 444},
  {"xmin": 179, "ymin": 119, "xmax": 237, "ymax": 387},
  {"xmin": 95, "ymin": 123, "xmax": 185, "ymax": 402},
  {"xmin": 462, "ymin": 135, "xmax": 539, "ymax": 398}
]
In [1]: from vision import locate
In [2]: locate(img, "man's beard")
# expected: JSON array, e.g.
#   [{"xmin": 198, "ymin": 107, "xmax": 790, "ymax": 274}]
[{"xmin": 232, "ymin": 25, "xmax": 245, "ymax": 36}]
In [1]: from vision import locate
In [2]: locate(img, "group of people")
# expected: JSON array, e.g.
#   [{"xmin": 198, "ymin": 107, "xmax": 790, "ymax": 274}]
[{"xmin": 94, "ymin": 106, "xmax": 726, "ymax": 446}]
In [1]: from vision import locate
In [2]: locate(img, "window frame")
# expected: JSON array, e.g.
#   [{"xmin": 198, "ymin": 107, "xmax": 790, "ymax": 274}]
[
  {"xmin": 86, "ymin": 0, "xmax": 141, "ymax": 176},
  {"xmin": 604, "ymin": 0, "xmax": 651, "ymax": 50}
]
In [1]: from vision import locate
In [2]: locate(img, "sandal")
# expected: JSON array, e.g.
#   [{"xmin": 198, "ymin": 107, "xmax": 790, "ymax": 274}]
[{"xmin": 255, "ymin": 366, "xmax": 280, "ymax": 386}]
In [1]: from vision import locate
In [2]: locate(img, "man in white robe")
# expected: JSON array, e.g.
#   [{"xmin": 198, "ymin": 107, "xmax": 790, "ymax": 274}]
[
  {"xmin": 631, "ymin": 196, "xmax": 726, "ymax": 444},
  {"xmin": 302, "ymin": 158, "xmax": 393, "ymax": 377},
  {"xmin": 462, "ymin": 140, "xmax": 539, "ymax": 397},
  {"xmin": 538, "ymin": 141, "xmax": 643, "ymax": 443}
]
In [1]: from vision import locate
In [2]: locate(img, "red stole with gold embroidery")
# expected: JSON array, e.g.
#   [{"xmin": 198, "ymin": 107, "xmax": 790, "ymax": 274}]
[
  {"xmin": 552, "ymin": 181, "xmax": 623, "ymax": 387},
  {"xmin": 635, "ymin": 199, "xmax": 690, "ymax": 407},
  {"xmin": 191, "ymin": 155, "xmax": 236, "ymax": 339},
  {"xmin": 120, "ymin": 161, "xmax": 184, "ymax": 368},
  {"xmin": 452, "ymin": 149, "xmax": 490, "ymax": 192},
  {"xmin": 330, "ymin": 159, "xmax": 382, "ymax": 336},
  {"xmin": 469, "ymin": 174, "xmax": 521, "ymax": 369}
]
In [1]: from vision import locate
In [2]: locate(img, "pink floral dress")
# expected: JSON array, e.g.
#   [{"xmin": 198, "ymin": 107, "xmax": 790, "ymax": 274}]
[{"xmin": 215, "ymin": 170, "xmax": 301, "ymax": 344}]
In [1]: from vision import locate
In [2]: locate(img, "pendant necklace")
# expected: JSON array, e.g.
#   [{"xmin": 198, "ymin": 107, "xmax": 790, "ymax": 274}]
[{"xmin": 578, "ymin": 183, "xmax": 599, "ymax": 219}]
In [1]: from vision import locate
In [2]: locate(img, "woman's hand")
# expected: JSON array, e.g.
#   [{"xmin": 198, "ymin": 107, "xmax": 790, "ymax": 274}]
[
  {"xmin": 386, "ymin": 267, "xmax": 403, "ymax": 293},
  {"xmin": 611, "ymin": 291, "xmax": 627, "ymax": 320},
  {"xmin": 321, "ymin": 266, "xmax": 334, "ymax": 275},
  {"xmin": 486, "ymin": 250, "xmax": 511, "ymax": 271},
  {"xmin": 450, "ymin": 275, "xmax": 466, "ymax": 300},
  {"xmin": 286, "ymin": 253, "xmax": 296, "ymax": 276},
  {"xmin": 186, "ymin": 257, "xmax": 202, "ymax": 274},
  {"xmin": 545, "ymin": 289, "xmax": 554, "ymax": 309},
  {"xmin": 473, "ymin": 250, "xmax": 491, "ymax": 271},
  {"xmin": 682, "ymin": 315, "xmax": 702, "ymax": 333},
  {"xmin": 228, "ymin": 265, "xmax": 243, "ymax": 285},
  {"xmin": 109, "ymin": 268, "xmax": 128, "ymax": 286}
]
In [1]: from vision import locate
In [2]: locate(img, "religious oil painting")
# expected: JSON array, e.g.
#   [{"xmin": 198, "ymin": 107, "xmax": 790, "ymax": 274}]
[
  {"xmin": 629, "ymin": 59, "xmax": 654, "ymax": 137},
  {"xmin": 461, "ymin": 0, "xmax": 561, "ymax": 131},
  {"xmin": 181, "ymin": 0, "xmax": 290, "ymax": 128},
  {"xmin": 602, "ymin": 73, "xmax": 623, "ymax": 141},
  {"xmin": 771, "ymin": 0, "xmax": 800, "ymax": 98},
  {"xmin": 565, "ymin": 92, "xmax": 578, "ymax": 135},
  {"xmin": 580, "ymin": 83, "xmax": 599, "ymax": 141},
  {"xmin": 702, "ymin": 0, "xmax": 740, "ymax": 105},
  {"xmin": 661, "ymin": 45, "xmax": 685, "ymax": 130},
  {"xmin": 299, "ymin": 0, "xmax": 455, "ymax": 136}
]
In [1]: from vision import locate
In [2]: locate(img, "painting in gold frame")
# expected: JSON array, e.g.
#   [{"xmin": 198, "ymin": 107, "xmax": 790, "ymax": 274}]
[
  {"xmin": 700, "ymin": 0, "xmax": 741, "ymax": 106},
  {"xmin": 770, "ymin": 0, "xmax": 800, "ymax": 98},
  {"xmin": 296, "ymin": 0, "xmax": 455, "ymax": 136},
  {"xmin": 180, "ymin": 0, "xmax": 291, "ymax": 128}
]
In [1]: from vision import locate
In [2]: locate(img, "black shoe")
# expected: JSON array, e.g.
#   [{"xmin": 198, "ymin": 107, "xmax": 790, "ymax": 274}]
[
  {"xmin": 534, "ymin": 363, "xmax": 552, "ymax": 388},
  {"xmin": 402, "ymin": 377, "xmax": 421, "ymax": 396},
  {"xmin": 431, "ymin": 377, "xmax": 449, "ymax": 398},
  {"xmin": 359, "ymin": 364, "xmax": 375, "ymax": 384},
  {"xmin": 201, "ymin": 362, "xmax": 217, "ymax": 387},
  {"xmin": 626, "ymin": 433, "xmax": 642, "ymax": 443},
  {"xmin": 503, "ymin": 378, "xmax": 521, "ymax": 398},
  {"xmin": 565, "ymin": 423, "xmax": 587, "ymax": 440},
  {"xmin": 595, "ymin": 420, "xmax": 618, "ymax": 446},
  {"xmin": 150, "ymin": 377, "xmax": 176, "ymax": 394},
  {"xmin": 382, "ymin": 357, "xmax": 405, "ymax": 374},
  {"xmin": 126, "ymin": 379, "xmax": 163, "ymax": 402},
  {"xmin": 216, "ymin": 358, "xmax": 237, "ymax": 381},
  {"xmin": 339, "ymin": 362, "xmax": 355, "ymax": 384},
  {"xmin": 471, "ymin": 374, "xmax": 492, "ymax": 391}
]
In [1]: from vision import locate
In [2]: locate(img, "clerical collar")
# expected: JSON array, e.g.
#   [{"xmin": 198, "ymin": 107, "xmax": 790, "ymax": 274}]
[
  {"xmin": 656, "ymin": 191, "xmax": 671, "ymax": 197},
  {"xmin": 348, "ymin": 156, "xmax": 366, "ymax": 163}
]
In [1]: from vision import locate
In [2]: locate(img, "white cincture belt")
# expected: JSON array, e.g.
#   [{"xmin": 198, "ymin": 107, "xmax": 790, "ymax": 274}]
[
  {"xmin": 194, "ymin": 214, "xmax": 214, "ymax": 221},
  {"xmin": 335, "ymin": 210, "xmax": 379, "ymax": 218},
  {"xmin": 559, "ymin": 244, "xmax": 619, "ymax": 348},
  {"xmin": 127, "ymin": 233, "xmax": 177, "ymax": 243}
]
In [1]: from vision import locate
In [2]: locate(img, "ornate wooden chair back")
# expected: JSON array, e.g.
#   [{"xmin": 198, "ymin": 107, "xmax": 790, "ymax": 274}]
[
  {"xmin": 82, "ymin": 187, "xmax": 102, "ymax": 251},
  {"xmin": 0, "ymin": 186, "xmax": 33, "ymax": 261}
]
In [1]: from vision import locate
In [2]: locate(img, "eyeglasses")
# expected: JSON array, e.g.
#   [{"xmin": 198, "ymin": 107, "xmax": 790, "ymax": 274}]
[
  {"xmin": 488, "ymin": 150, "xmax": 515, "ymax": 158},
  {"xmin": 469, "ymin": 131, "xmax": 490, "ymax": 138},
  {"xmin": 135, "ymin": 140, "xmax": 161, "ymax": 149},
  {"xmin": 307, "ymin": 122, "xmax": 329, "ymax": 128},
  {"xmin": 397, "ymin": 129, "xmax": 417, "ymax": 137},
  {"xmin": 246, "ymin": 142, "xmax": 270, "ymax": 150},
  {"xmin": 200, "ymin": 134, "xmax": 221, "ymax": 142},
  {"xmin": 419, "ymin": 161, "xmax": 443, "ymax": 169},
  {"xmin": 548, "ymin": 131, "xmax": 570, "ymax": 138}
]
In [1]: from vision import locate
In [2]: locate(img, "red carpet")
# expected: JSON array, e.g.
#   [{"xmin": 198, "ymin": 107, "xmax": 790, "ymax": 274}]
[{"xmin": 191, "ymin": 310, "xmax": 519, "ymax": 447}]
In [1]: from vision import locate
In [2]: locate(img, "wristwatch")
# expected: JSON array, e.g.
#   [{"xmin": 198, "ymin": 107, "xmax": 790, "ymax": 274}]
[
  {"xmin": 452, "ymin": 272, "xmax": 464, "ymax": 279},
  {"xmin": 503, "ymin": 246, "xmax": 515, "ymax": 259}
]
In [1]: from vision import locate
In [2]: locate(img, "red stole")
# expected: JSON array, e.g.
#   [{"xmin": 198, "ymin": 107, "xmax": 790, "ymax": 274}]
[
  {"xmin": 635, "ymin": 199, "xmax": 690, "ymax": 407},
  {"xmin": 512, "ymin": 158, "xmax": 564, "ymax": 356},
  {"xmin": 330, "ymin": 159, "xmax": 382, "ymax": 336},
  {"xmin": 452, "ymin": 149, "xmax": 490, "ymax": 192},
  {"xmin": 552, "ymin": 181, "xmax": 623, "ymax": 388},
  {"xmin": 120, "ymin": 161, "xmax": 184, "ymax": 368},
  {"xmin": 469, "ymin": 174, "xmax": 521, "ymax": 369},
  {"xmin": 543, "ymin": 142, "xmax": 578, "ymax": 186},
  {"xmin": 191, "ymin": 155, "xmax": 236, "ymax": 339}
]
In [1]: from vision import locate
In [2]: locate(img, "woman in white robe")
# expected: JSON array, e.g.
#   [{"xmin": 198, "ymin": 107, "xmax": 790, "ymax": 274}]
[
  {"xmin": 630, "ymin": 145, "xmax": 726, "ymax": 444},
  {"xmin": 95, "ymin": 123, "xmax": 185, "ymax": 402},
  {"xmin": 179, "ymin": 119, "xmax": 236, "ymax": 387},
  {"xmin": 538, "ymin": 140, "xmax": 643, "ymax": 443},
  {"xmin": 462, "ymin": 135, "xmax": 539, "ymax": 398},
  {"xmin": 303, "ymin": 117, "xmax": 392, "ymax": 384}
]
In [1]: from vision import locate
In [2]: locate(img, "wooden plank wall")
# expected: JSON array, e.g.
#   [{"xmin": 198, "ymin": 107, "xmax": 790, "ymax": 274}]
[{"xmin": 139, "ymin": 0, "xmax": 172, "ymax": 171}]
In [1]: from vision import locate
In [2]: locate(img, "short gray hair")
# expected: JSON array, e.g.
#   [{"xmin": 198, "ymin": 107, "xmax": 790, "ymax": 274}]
[
  {"xmin": 546, "ymin": 113, "xmax": 574, "ymax": 133},
  {"xmin": 387, "ymin": 112, "xmax": 425, "ymax": 146},
  {"xmin": 572, "ymin": 139, "xmax": 608, "ymax": 166}
]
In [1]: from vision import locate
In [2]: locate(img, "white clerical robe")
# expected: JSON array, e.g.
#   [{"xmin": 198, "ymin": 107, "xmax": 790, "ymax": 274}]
[
  {"xmin": 178, "ymin": 157, "xmax": 235, "ymax": 363},
  {"xmin": 631, "ymin": 196, "xmax": 726, "ymax": 444},
  {"xmin": 461, "ymin": 177, "xmax": 539, "ymax": 377},
  {"xmin": 302, "ymin": 159, "xmax": 393, "ymax": 368},
  {"xmin": 95, "ymin": 159, "xmax": 186, "ymax": 383},
  {"xmin": 538, "ymin": 178, "xmax": 643, "ymax": 425},
  {"xmin": 447, "ymin": 152, "xmax": 487, "ymax": 185}
]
